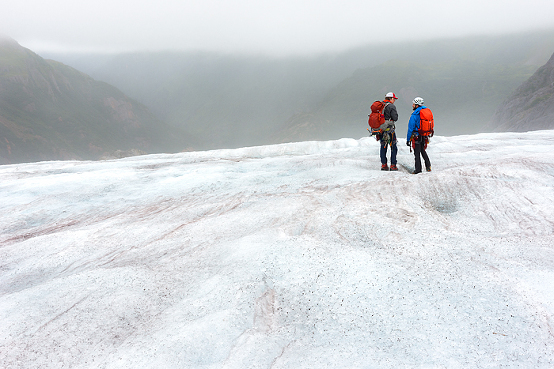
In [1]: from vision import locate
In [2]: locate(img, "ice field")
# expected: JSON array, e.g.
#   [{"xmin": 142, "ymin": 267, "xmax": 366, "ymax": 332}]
[{"xmin": 1, "ymin": 131, "xmax": 554, "ymax": 368}]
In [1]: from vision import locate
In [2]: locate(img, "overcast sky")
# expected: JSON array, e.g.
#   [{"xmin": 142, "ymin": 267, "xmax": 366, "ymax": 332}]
[{"xmin": 2, "ymin": 0, "xmax": 554, "ymax": 56}]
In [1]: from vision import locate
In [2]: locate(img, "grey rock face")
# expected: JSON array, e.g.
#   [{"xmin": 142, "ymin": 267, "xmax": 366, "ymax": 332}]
[{"xmin": 490, "ymin": 53, "xmax": 554, "ymax": 132}]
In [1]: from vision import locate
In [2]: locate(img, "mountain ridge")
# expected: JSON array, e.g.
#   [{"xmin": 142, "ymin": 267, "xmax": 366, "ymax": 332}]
[
  {"xmin": 489, "ymin": 51, "xmax": 554, "ymax": 132},
  {"xmin": 0, "ymin": 37, "xmax": 191, "ymax": 164}
]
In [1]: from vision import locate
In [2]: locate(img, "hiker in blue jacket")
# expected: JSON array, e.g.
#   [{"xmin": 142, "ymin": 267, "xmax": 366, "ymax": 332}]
[{"xmin": 406, "ymin": 97, "xmax": 432, "ymax": 174}]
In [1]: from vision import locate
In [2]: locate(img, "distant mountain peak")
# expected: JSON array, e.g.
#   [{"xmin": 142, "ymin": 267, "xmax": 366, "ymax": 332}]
[{"xmin": 0, "ymin": 34, "xmax": 18, "ymax": 44}]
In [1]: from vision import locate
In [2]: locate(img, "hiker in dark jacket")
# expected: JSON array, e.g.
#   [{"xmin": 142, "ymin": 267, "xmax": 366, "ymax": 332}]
[{"xmin": 379, "ymin": 92, "xmax": 399, "ymax": 171}]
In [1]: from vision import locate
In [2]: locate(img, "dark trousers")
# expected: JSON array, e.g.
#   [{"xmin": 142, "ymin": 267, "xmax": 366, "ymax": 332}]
[
  {"xmin": 413, "ymin": 136, "xmax": 431, "ymax": 172},
  {"xmin": 380, "ymin": 132, "xmax": 397, "ymax": 165}
]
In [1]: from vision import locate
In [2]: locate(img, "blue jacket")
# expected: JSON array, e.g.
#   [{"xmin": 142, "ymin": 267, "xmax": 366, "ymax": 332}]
[{"xmin": 407, "ymin": 105, "xmax": 427, "ymax": 141}]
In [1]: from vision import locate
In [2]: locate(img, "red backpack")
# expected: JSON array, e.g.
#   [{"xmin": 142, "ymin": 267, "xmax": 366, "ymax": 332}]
[
  {"xmin": 418, "ymin": 108, "xmax": 434, "ymax": 136},
  {"xmin": 368, "ymin": 100, "xmax": 389, "ymax": 131}
]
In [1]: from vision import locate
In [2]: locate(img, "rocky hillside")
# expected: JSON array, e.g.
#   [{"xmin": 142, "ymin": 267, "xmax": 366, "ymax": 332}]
[
  {"xmin": 489, "ymin": 52, "xmax": 554, "ymax": 132},
  {"xmin": 0, "ymin": 37, "xmax": 190, "ymax": 164}
]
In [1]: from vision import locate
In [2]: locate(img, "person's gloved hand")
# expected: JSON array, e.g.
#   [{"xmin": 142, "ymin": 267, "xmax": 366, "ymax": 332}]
[{"xmin": 406, "ymin": 141, "xmax": 410, "ymax": 147}]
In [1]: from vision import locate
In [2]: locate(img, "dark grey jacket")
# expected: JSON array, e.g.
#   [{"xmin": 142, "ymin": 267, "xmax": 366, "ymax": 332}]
[
  {"xmin": 379, "ymin": 102, "xmax": 398, "ymax": 131},
  {"xmin": 383, "ymin": 102, "xmax": 398, "ymax": 121}
]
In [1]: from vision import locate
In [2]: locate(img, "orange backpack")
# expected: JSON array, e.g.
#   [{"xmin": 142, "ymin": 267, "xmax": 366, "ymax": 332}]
[
  {"xmin": 418, "ymin": 108, "xmax": 434, "ymax": 137},
  {"xmin": 368, "ymin": 100, "xmax": 389, "ymax": 130}
]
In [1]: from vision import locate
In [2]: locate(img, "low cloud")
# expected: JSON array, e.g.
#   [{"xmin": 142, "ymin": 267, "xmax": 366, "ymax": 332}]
[{"xmin": 2, "ymin": 0, "xmax": 554, "ymax": 55}]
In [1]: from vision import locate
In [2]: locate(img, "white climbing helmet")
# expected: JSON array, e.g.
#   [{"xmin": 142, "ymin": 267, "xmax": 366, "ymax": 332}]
[{"xmin": 413, "ymin": 97, "xmax": 424, "ymax": 106}]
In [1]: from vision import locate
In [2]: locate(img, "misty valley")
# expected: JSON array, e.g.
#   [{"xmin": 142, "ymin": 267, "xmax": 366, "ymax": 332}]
[{"xmin": 1, "ymin": 29, "xmax": 554, "ymax": 164}]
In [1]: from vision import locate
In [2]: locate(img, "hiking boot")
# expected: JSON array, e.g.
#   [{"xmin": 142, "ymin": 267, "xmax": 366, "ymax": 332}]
[
  {"xmin": 381, "ymin": 164, "xmax": 389, "ymax": 171},
  {"xmin": 390, "ymin": 164, "xmax": 398, "ymax": 171},
  {"xmin": 426, "ymin": 166, "xmax": 432, "ymax": 172},
  {"xmin": 412, "ymin": 170, "xmax": 421, "ymax": 174}
]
